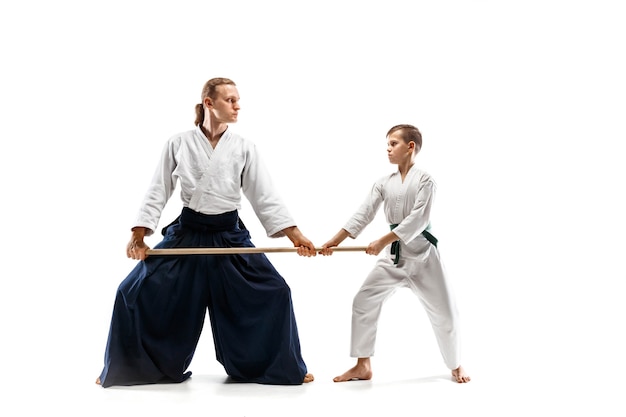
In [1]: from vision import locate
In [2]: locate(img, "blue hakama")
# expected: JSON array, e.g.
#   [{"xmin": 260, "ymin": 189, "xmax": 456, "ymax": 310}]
[{"xmin": 98, "ymin": 208, "xmax": 308, "ymax": 387}]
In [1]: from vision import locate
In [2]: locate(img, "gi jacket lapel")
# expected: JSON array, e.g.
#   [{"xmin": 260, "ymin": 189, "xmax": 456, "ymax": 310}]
[{"xmin": 189, "ymin": 129, "xmax": 232, "ymax": 207}]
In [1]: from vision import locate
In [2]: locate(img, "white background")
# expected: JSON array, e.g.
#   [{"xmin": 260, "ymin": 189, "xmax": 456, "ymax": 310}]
[{"xmin": 1, "ymin": 1, "xmax": 625, "ymax": 416}]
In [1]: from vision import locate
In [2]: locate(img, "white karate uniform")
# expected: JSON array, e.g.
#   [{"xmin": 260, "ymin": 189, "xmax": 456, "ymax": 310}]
[
  {"xmin": 133, "ymin": 125, "xmax": 295, "ymax": 237},
  {"xmin": 343, "ymin": 165, "xmax": 461, "ymax": 370}
]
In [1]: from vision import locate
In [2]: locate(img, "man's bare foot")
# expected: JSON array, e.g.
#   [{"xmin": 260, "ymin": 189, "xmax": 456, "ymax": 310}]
[
  {"xmin": 333, "ymin": 358, "xmax": 372, "ymax": 382},
  {"xmin": 95, "ymin": 377, "xmax": 101, "ymax": 385},
  {"xmin": 451, "ymin": 366, "xmax": 470, "ymax": 383},
  {"xmin": 303, "ymin": 373, "xmax": 314, "ymax": 383}
]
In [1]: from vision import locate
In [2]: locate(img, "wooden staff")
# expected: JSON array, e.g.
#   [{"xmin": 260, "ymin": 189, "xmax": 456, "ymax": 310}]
[{"xmin": 146, "ymin": 246, "xmax": 367, "ymax": 255}]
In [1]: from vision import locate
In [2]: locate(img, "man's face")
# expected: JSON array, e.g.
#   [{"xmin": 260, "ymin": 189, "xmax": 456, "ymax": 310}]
[{"xmin": 208, "ymin": 84, "xmax": 240, "ymax": 123}]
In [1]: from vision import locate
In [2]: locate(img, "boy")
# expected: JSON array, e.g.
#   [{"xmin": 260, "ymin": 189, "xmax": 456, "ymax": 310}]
[{"xmin": 320, "ymin": 124, "xmax": 470, "ymax": 383}]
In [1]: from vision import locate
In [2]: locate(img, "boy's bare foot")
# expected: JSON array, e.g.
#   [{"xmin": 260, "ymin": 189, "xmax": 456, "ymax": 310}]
[
  {"xmin": 451, "ymin": 366, "xmax": 470, "ymax": 383},
  {"xmin": 95, "ymin": 377, "xmax": 101, "ymax": 385},
  {"xmin": 333, "ymin": 358, "xmax": 372, "ymax": 382}
]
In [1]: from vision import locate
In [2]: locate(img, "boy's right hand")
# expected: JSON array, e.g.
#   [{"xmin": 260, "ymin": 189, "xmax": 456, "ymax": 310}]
[
  {"xmin": 319, "ymin": 242, "xmax": 337, "ymax": 256},
  {"xmin": 319, "ymin": 229, "xmax": 351, "ymax": 256}
]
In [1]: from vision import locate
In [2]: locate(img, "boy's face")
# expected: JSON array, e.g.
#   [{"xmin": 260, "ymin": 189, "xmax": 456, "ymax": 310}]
[{"xmin": 387, "ymin": 131, "xmax": 414, "ymax": 165}]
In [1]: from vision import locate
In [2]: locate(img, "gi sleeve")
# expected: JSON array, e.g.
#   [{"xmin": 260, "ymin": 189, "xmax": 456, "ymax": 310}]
[
  {"xmin": 132, "ymin": 138, "xmax": 178, "ymax": 235},
  {"xmin": 343, "ymin": 180, "xmax": 384, "ymax": 238},
  {"xmin": 241, "ymin": 143, "xmax": 296, "ymax": 238}
]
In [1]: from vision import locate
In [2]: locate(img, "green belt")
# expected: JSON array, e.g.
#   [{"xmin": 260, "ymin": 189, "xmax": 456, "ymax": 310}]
[{"xmin": 389, "ymin": 223, "xmax": 438, "ymax": 265}]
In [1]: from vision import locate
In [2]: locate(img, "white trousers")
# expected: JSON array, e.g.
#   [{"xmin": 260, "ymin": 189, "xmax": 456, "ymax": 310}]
[{"xmin": 350, "ymin": 246, "xmax": 461, "ymax": 370}]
